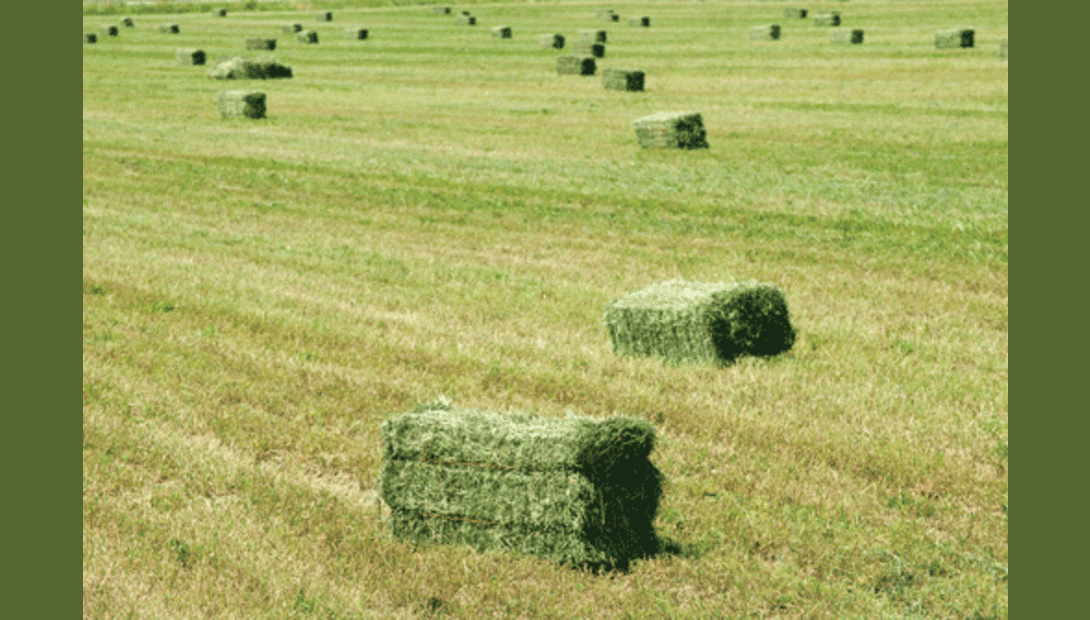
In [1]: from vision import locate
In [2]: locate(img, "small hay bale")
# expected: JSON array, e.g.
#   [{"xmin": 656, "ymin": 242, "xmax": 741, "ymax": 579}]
[
  {"xmin": 379, "ymin": 403, "xmax": 665, "ymax": 568},
  {"xmin": 557, "ymin": 55, "xmax": 596, "ymax": 75},
  {"xmin": 218, "ymin": 90, "xmax": 266, "ymax": 120},
  {"xmin": 574, "ymin": 42, "xmax": 605, "ymax": 58},
  {"xmin": 346, "ymin": 28, "xmax": 369, "ymax": 40},
  {"xmin": 246, "ymin": 38, "xmax": 277, "ymax": 51},
  {"xmin": 433, "ymin": 6, "xmax": 451, "ymax": 15},
  {"xmin": 208, "ymin": 56, "xmax": 292, "ymax": 79},
  {"xmin": 783, "ymin": 8, "xmax": 807, "ymax": 19},
  {"xmin": 121, "ymin": 17, "xmax": 134, "ymax": 28},
  {"xmin": 456, "ymin": 14, "xmax": 476, "ymax": 26},
  {"xmin": 317, "ymin": 11, "xmax": 333, "ymax": 22},
  {"xmin": 491, "ymin": 26, "xmax": 512, "ymax": 39},
  {"xmin": 101, "ymin": 25, "xmax": 119, "ymax": 37},
  {"xmin": 282, "ymin": 24, "xmax": 303, "ymax": 34},
  {"xmin": 999, "ymin": 38, "xmax": 1007, "ymax": 60},
  {"xmin": 175, "ymin": 48, "xmax": 207, "ymax": 65},
  {"xmin": 628, "ymin": 16, "xmax": 650, "ymax": 27},
  {"xmin": 213, "ymin": 8, "xmax": 227, "ymax": 17},
  {"xmin": 254, "ymin": 57, "xmax": 293, "ymax": 78},
  {"xmin": 596, "ymin": 9, "xmax": 615, "ymax": 19},
  {"xmin": 748, "ymin": 24, "xmax": 781, "ymax": 41},
  {"xmin": 602, "ymin": 68, "xmax": 644, "ymax": 92},
  {"xmin": 632, "ymin": 111, "xmax": 708, "ymax": 150},
  {"xmin": 84, "ymin": 32, "xmax": 97, "ymax": 44},
  {"xmin": 935, "ymin": 28, "xmax": 974, "ymax": 49},
  {"xmin": 159, "ymin": 24, "xmax": 180, "ymax": 34},
  {"xmin": 605, "ymin": 279, "xmax": 796, "ymax": 364},
  {"xmin": 537, "ymin": 33, "xmax": 565, "ymax": 49},
  {"xmin": 580, "ymin": 29, "xmax": 607, "ymax": 44},
  {"xmin": 812, "ymin": 12, "xmax": 841, "ymax": 27},
  {"xmin": 298, "ymin": 30, "xmax": 319, "ymax": 44},
  {"xmin": 830, "ymin": 29, "xmax": 864, "ymax": 44}
]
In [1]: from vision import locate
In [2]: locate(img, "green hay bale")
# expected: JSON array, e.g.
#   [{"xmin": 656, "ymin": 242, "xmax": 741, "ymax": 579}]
[
  {"xmin": 121, "ymin": 17, "xmax": 134, "ymax": 28},
  {"xmin": 574, "ymin": 42, "xmax": 605, "ymax": 58},
  {"xmin": 213, "ymin": 8, "xmax": 227, "ymax": 17},
  {"xmin": 935, "ymin": 28, "xmax": 974, "ymax": 49},
  {"xmin": 346, "ymin": 28, "xmax": 369, "ymax": 40},
  {"xmin": 159, "ymin": 24, "xmax": 180, "ymax": 34},
  {"xmin": 580, "ymin": 29, "xmax": 607, "ymax": 44},
  {"xmin": 254, "ymin": 57, "xmax": 293, "ymax": 78},
  {"xmin": 999, "ymin": 38, "xmax": 1007, "ymax": 60},
  {"xmin": 628, "ymin": 16, "xmax": 650, "ymax": 27},
  {"xmin": 175, "ymin": 48, "xmax": 206, "ymax": 65},
  {"xmin": 596, "ymin": 9, "xmax": 615, "ymax": 19},
  {"xmin": 218, "ymin": 90, "xmax": 266, "ymax": 120},
  {"xmin": 812, "ymin": 12, "xmax": 841, "ymax": 27},
  {"xmin": 282, "ymin": 24, "xmax": 303, "ymax": 34},
  {"xmin": 101, "ymin": 25, "xmax": 119, "ymax": 37},
  {"xmin": 557, "ymin": 55, "xmax": 596, "ymax": 76},
  {"xmin": 246, "ymin": 38, "xmax": 276, "ymax": 51},
  {"xmin": 492, "ymin": 26, "xmax": 512, "ymax": 39},
  {"xmin": 84, "ymin": 32, "xmax": 97, "ymax": 44},
  {"xmin": 208, "ymin": 56, "xmax": 292, "ymax": 79},
  {"xmin": 748, "ymin": 25, "xmax": 781, "ymax": 41},
  {"xmin": 605, "ymin": 279, "xmax": 796, "ymax": 364},
  {"xmin": 830, "ymin": 29, "xmax": 864, "ymax": 45},
  {"xmin": 317, "ymin": 11, "xmax": 333, "ymax": 22},
  {"xmin": 433, "ymin": 6, "xmax": 452, "ymax": 15},
  {"xmin": 784, "ymin": 8, "xmax": 807, "ymax": 19},
  {"xmin": 537, "ymin": 33, "xmax": 565, "ymax": 49},
  {"xmin": 456, "ymin": 14, "xmax": 476, "ymax": 26},
  {"xmin": 379, "ymin": 404, "xmax": 664, "ymax": 568},
  {"xmin": 632, "ymin": 111, "xmax": 708, "ymax": 150},
  {"xmin": 298, "ymin": 30, "xmax": 319, "ymax": 44},
  {"xmin": 602, "ymin": 68, "xmax": 644, "ymax": 92}
]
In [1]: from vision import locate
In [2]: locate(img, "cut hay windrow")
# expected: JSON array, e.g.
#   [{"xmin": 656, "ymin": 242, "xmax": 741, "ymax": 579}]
[
  {"xmin": 557, "ymin": 55, "xmax": 596, "ymax": 75},
  {"xmin": 346, "ymin": 28, "xmax": 369, "ymax": 40},
  {"xmin": 632, "ymin": 111, "xmax": 708, "ymax": 149},
  {"xmin": 784, "ymin": 8, "xmax": 808, "ymax": 18},
  {"xmin": 379, "ymin": 403, "xmax": 665, "ymax": 568},
  {"xmin": 282, "ymin": 24, "xmax": 303, "ymax": 33},
  {"xmin": 317, "ymin": 11, "xmax": 333, "ymax": 22},
  {"xmin": 84, "ymin": 32, "xmax": 97, "ymax": 44},
  {"xmin": 580, "ymin": 29, "xmax": 607, "ymax": 44},
  {"xmin": 574, "ymin": 42, "xmax": 605, "ymax": 58},
  {"xmin": 176, "ymin": 48, "xmax": 207, "ymax": 65},
  {"xmin": 246, "ymin": 38, "xmax": 276, "ymax": 51},
  {"xmin": 812, "ymin": 12, "xmax": 841, "ymax": 27},
  {"xmin": 628, "ymin": 16, "xmax": 650, "ymax": 27},
  {"xmin": 213, "ymin": 8, "xmax": 227, "ymax": 17},
  {"xmin": 748, "ymin": 24, "xmax": 781, "ymax": 41},
  {"xmin": 537, "ymin": 33, "xmax": 565, "ymax": 49},
  {"xmin": 605, "ymin": 279, "xmax": 796, "ymax": 364},
  {"xmin": 159, "ymin": 24, "xmax": 180, "ymax": 34},
  {"xmin": 298, "ymin": 30, "xmax": 319, "ymax": 44},
  {"xmin": 602, "ymin": 68, "xmax": 644, "ymax": 92},
  {"xmin": 101, "ymin": 25, "xmax": 119, "ymax": 37},
  {"xmin": 456, "ymin": 14, "xmax": 476, "ymax": 26},
  {"xmin": 121, "ymin": 17, "xmax": 134, "ymax": 27},
  {"xmin": 830, "ymin": 29, "xmax": 864, "ymax": 44},
  {"xmin": 999, "ymin": 38, "xmax": 1007, "ymax": 60},
  {"xmin": 492, "ymin": 26, "xmax": 512, "ymax": 39},
  {"xmin": 433, "ymin": 6, "xmax": 451, "ymax": 15},
  {"xmin": 208, "ymin": 56, "xmax": 292, "ymax": 80},
  {"xmin": 935, "ymin": 28, "xmax": 974, "ymax": 49},
  {"xmin": 218, "ymin": 90, "xmax": 266, "ymax": 119}
]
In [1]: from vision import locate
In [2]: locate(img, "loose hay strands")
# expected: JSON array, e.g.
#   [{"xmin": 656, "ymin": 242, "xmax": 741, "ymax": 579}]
[
  {"xmin": 246, "ymin": 39, "xmax": 277, "ymax": 51},
  {"xmin": 101, "ymin": 25, "xmax": 119, "ymax": 37},
  {"xmin": 121, "ymin": 17, "xmax": 134, "ymax": 28},
  {"xmin": 433, "ymin": 6, "xmax": 452, "ymax": 15},
  {"xmin": 176, "ymin": 48, "xmax": 207, "ymax": 65},
  {"xmin": 580, "ymin": 29, "xmax": 607, "ymax": 44},
  {"xmin": 84, "ymin": 32, "xmax": 97, "ymax": 44},
  {"xmin": 491, "ymin": 26, "xmax": 512, "ymax": 39},
  {"xmin": 298, "ymin": 30, "xmax": 319, "ymax": 44},
  {"xmin": 537, "ymin": 33, "xmax": 565, "ymax": 49},
  {"xmin": 628, "ymin": 16, "xmax": 650, "ymax": 27},
  {"xmin": 317, "ymin": 11, "xmax": 333, "ymax": 22},
  {"xmin": 346, "ymin": 28, "xmax": 369, "ymax": 40},
  {"xmin": 602, "ymin": 68, "xmax": 645, "ymax": 92},
  {"xmin": 784, "ymin": 8, "xmax": 808, "ymax": 19},
  {"xmin": 748, "ymin": 24, "xmax": 781, "ymax": 41},
  {"xmin": 574, "ymin": 42, "xmax": 605, "ymax": 58},
  {"xmin": 935, "ymin": 28, "xmax": 974, "ymax": 49},
  {"xmin": 217, "ymin": 90, "xmax": 266, "ymax": 120},
  {"xmin": 830, "ymin": 29, "xmax": 864, "ymax": 44},
  {"xmin": 604, "ymin": 279, "xmax": 796, "ymax": 364},
  {"xmin": 812, "ymin": 12, "xmax": 841, "ymax": 27},
  {"xmin": 456, "ymin": 14, "xmax": 476, "ymax": 26},
  {"xmin": 379, "ymin": 403, "xmax": 664, "ymax": 568},
  {"xmin": 159, "ymin": 24, "xmax": 180, "ymax": 34},
  {"xmin": 208, "ymin": 56, "xmax": 292, "ymax": 79},
  {"xmin": 632, "ymin": 112, "xmax": 709, "ymax": 150},
  {"xmin": 282, "ymin": 24, "xmax": 303, "ymax": 34},
  {"xmin": 557, "ymin": 55, "xmax": 596, "ymax": 75}
]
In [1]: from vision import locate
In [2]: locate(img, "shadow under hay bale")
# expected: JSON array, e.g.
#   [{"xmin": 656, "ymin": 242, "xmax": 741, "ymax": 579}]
[
  {"xmin": 380, "ymin": 403, "xmax": 665, "ymax": 570},
  {"xmin": 492, "ymin": 26, "xmax": 512, "ymax": 39},
  {"xmin": 346, "ymin": 28, "xmax": 369, "ymax": 40},
  {"xmin": 176, "ymin": 48, "xmax": 207, "ymax": 65},
  {"xmin": 558, "ymin": 55, "xmax": 596, "ymax": 75},
  {"xmin": 580, "ymin": 29, "xmax": 607, "ymax": 44},
  {"xmin": 101, "ymin": 25, "xmax": 119, "ymax": 37},
  {"xmin": 629, "ymin": 16, "xmax": 650, "ymax": 27},
  {"xmin": 298, "ymin": 30, "xmax": 319, "ymax": 44},
  {"xmin": 812, "ymin": 12, "xmax": 841, "ymax": 27},
  {"xmin": 433, "ymin": 6, "xmax": 451, "ymax": 15},
  {"xmin": 456, "ymin": 14, "xmax": 476, "ymax": 26},
  {"xmin": 317, "ymin": 11, "xmax": 333, "ymax": 22},
  {"xmin": 246, "ymin": 38, "xmax": 276, "ymax": 51},
  {"xmin": 831, "ymin": 29, "xmax": 864, "ymax": 44},
  {"xmin": 159, "ymin": 24, "xmax": 180, "ymax": 34},
  {"xmin": 213, "ymin": 8, "xmax": 227, "ymax": 17},
  {"xmin": 574, "ymin": 42, "xmax": 605, "ymax": 58},
  {"xmin": 748, "ymin": 24, "xmax": 781, "ymax": 41},
  {"xmin": 84, "ymin": 32, "xmax": 97, "ymax": 44},
  {"xmin": 218, "ymin": 90, "xmax": 266, "ymax": 119},
  {"xmin": 209, "ymin": 56, "xmax": 292, "ymax": 79},
  {"xmin": 935, "ymin": 28, "xmax": 974, "ymax": 49},
  {"xmin": 999, "ymin": 38, "xmax": 1007, "ymax": 60},
  {"xmin": 632, "ymin": 111, "xmax": 708, "ymax": 150},
  {"xmin": 282, "ymin": 23, "xmax": 303, "ymax": 34},
  {"xmin": 603, "ymin": 68, "xmax": 644, "ymax": 92},
  {"xmin": 605, "ymin": 279, "xmax": 796, "ymax": 364},
  {"xmin": 784, "ymin": 8, "xmax": 807, "ymax": 19},
  {"xmin": 538, "ymin": 33, "xmax": 565, "ymax": 49},
  {"xmin": 121, "ymin": 17, "xmax": 134, "ymax": 27}
]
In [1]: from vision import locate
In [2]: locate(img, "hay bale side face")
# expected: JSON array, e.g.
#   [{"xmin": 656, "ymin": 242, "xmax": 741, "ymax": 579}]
[
  {"xmin": 748, "ymin": 25, "xmax": 781, "ymax": 41},
  {"xmin": 159, "ymin": 24, "xmax": 180, "ymax": 34},
  {"xmin": 101, "ymin": 25, "xmax": 119, "ymax": 37},
  {"xmin": 254, "ymin": 57, "xmax": 293, "ymax": 79},
  {"xmin": 603, "ymin": 68, "xmax": 645, "ymax": 92},
  {"xmin": 379, "ymin": 407, "xmax": 663, "ymax": 567},
  {"xmin": 346, "ymin": 28, "xmax": 369, "ymax": 40},
  {"xmin": 935, "ymin": 28, "xmax": 974, "ymax": 49},
  {"xmin": 282, "ymin": 24, "xmax": 303, "ymax": 33},
  {"xmin": 246, "ymin": 39, "xmax": 277, "ymax": 51},
  {"xmin": 784, "ymin": 8, "xmax": 807, "ymax": 18},
  {"xmin": 176, "ymin": 48, "xmax": 207, "ymax": 65},
  {"xmin": 208, "ymin": 57, "xmax": 265, "ymax": 80},
  {"xmin": 84, "ymin": 33, "xmax": 97, "ymax": 44},
  {"xmin": 596, "ymin": 9, "xmax": 615, "ymax": 19},
  {"xmin": 298, "ymin": 30, "xmax": 319, "ymax": 44},
  {"xmin": 812, "ymin": 13, "xmax": 841, "ymax": 27},
  {"xmin": 579, "ymin": 29, "xmax": 607, "ymax": 43},
  {"xmin": 317, "ymin": 11, "xmax": 333, "ymax": 22},
  {"xmin": 218, "ymin": 90, "xmax": 266, "ymax": 119},
  {"xmin": 557, "ymin": 55, "xmax": 597, "ymax": 75},
  {"xmin": 632, "ymin": 112, "xmax": 709, "ymax": 150},
  {"xmin": 574, "ymin": 42, "xmax": 605, "ymax": 58},
  {"xmin": 537, "ymin": 33, "xmax": 565, "ymax": 49},
  {"xmin": 214, "ymin": 9, "xmax": 227, "ymax": 17},
  {"xmin": 491, "ymin": 26, "xmax": 512, "ymax": 39},
  {"xmin": 432, "ymin": 6, "xmax": 451, "ymax": 15},
  {"xmin": 628, "ymin": 16, "xmax": 650, "ymax": 27},
  {"xmin": 121, "ymin": 17, "xmax": 134, "ymax": 27},
  {"xmin": 831, "ymin": 29, "xmax": 864, "ymax": 44}
]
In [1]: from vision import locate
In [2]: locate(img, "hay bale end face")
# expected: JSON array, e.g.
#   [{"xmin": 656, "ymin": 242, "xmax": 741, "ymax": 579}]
[
  {"xmin": 632, "ymin": 112, "xmax": 709, "ymax": 150},
  {"xmin": 121, "ymin": 17, "xmax": 134, "ymax": 27},
  {"xmin": 176, "ymin": 48, "xmax": 207, "ymax": 65},
  {"xmin": 537, "ymin": 33, "xmax": 565, "ymax": 49},
  {"xmin": 84, "ymin": 33, "xmax": 97, "ymax": 44},
  {"xmin": 380, "ymin": 405, "xmax": 664, "ymax": 568},
  {"xmin": 214, "ymin": 8, "xmax": 227, "ymax": 17},
  {"xmin": 101, "ymin": 25, "xmax": 119, "ymax": 37},
  {"xmin": 748, "ymin": 24, "xmax": 781, "ymax": 41},
  {"xmin": 491, "ymin": 26, "xmax": 512, "ymax": 39},
  {"xmin": 629, "ymin": 16, "xmax": 650, "ymax": 27},
  {"xmin": 456, "ymin": 14, "xmax": 476, "ymax": 26},
  {"xmin": 298, "ymin": 30, "xmax": 319, "ymax": 44},
  {"xmin": 580, "ymin": 29, "xmax": 607, "ymax": 44},
  {"xmin": 574, "ymin": 42, "xmax": 606, "ymax": 58},
  {"xmin": 784, "ymin": 8, "xmax": 807, "ymax": 19},
  {"xmin": 557, "ymin": 55, "xmax": 596, "ymax": 76},
  {"xmin": 830, "ymin": 29, "xmax": 864, "ymax": 44},
  {"xmin": 159, "ymin": 24, "xmax": 180, "ymax": 34},
  {"xmin": 282, "ymin": 24, "xmax": 303, "ymax": 33},
  {"xmin": 935, "ymin": 28, "xmax": 974, "ymax": 49},
  {"xmin": 603, "ymin": 68, "xmax": 645, "ymax": 92},
  {"xmin": 812, "ymin": 12, "xmax": 841, "ymax": 27},
  {"xmin": 246, "ymin": 38, "xmax": 277, "ymax": 51},
  {"xmin": 432, "ymin": 6, "xmax": 451, "ymax": 15},
  {"xmin": 605, "ymin": 280, "xmax": 796, "ymax": 364},
  {"xmin": 347, "ymin": 28, "xmax": 369, "ymax": 40},
  {"xmin": 218, "ymin": 90, "xmax": 266, "ymax": 120},
  {"xmin": 317, "ymin": 11, "xmax": 333, "ymax": 22}
]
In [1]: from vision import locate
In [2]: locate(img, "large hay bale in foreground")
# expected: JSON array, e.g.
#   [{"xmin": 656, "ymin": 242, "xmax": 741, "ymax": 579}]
[
  {"xmin": 812, "ymin": 12, "xmax": 841, "ymax": 27},
  {"xmin": 999, "ymin": 38, "xmax": 1007, "ymax": 60},
  {"xmin": 159, "ymin": 24, "xmax": 180, "ymax": 34},
  {"xmin": 574, "ymin": 41, "xmax": 606, "ymax": 58},
  {"xmin": 317, "ymin": 11, "xmax": 333, "ymax": 22},
  {"xmin": 101, "ymin": 25, "xmax": 119, "ymax": 37},
  {"xmin": 748, "ymin": 24, "xmax": 781, "ymax": 40},
  {"xmin": 632, "ymin": 111, "xmax": 708, "ymax": 150},
  {"xmin": 176, "ymin": 48, "xmax": 207, "ymax": 65},
  {"xmin": 935, "ymin": 28, "xmax": 974, "ymax": 49},
  {"xmin": 84, "ymin": 32, "xmax": 97, "ymax": 44},
  {"xmin": 433, "ymin": 6, "xmax": 451, "ymax": 15},
  {"xmin": 557, "ymin": 56, "xmax": 596, "ymax": 75},
  {"xmin": 629, "ymin": 16, "xmax": 650, "ymax": 27},
  {"xmin": 121, "ymin": 17, "xmax": 134, "ymax": 27},
  {"xmin": 298, "ymin": 30, "xmax": 319, "ymax": 44},
  {"xmin": 605, "ymin": 280, "xmax": 796, "ymax": 364},
  {"xmin": 830, "ymin": 29, "xmax": 864, "ymax": 44},
  {"xmin": 346, "ymin": 28, "xmax": 369, "ymax": 40},
  {"xmin": 282, "ymin": 23, "xmax": 303, "ymax": 33},
  {"xmin": 218, "ymin": 90, "xmax": 266, "ymax": 119},
  {"xmin": 538, "ymin": 33, "xmax": 565, "ymax": 49},
  {"xmin": 380, "ymin": 404, "xmax": 664, "ymax": 568},
  {"xmin": 784, "ymin": 8, "xmax": 807, "ymax": 19},
  {"xmin": 603, "ymin": 68, "xmax": 644, "ymax": 92},
  {"xmin": 492, "ymin": 26, "xmax": 512, "ymax": 39},
  {"xmin": 456, "ymin": 14, "xmax": 476, "ymax": 26},
  {"xmin": 246, "ymin": 38, "xmax": 276, "ymax": 51},
  {"xmin": 580, "ymin": 29, "xmax": 607, "ymax": 44},
  {"xmin": 208, "ymin": 56, "xmax": 292, "ymax": 79}
]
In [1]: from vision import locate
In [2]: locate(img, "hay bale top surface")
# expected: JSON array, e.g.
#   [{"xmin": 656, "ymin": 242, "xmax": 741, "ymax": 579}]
[{"xmin": 607, "ymin": 279, "xmax": 731, "ymax": 311}]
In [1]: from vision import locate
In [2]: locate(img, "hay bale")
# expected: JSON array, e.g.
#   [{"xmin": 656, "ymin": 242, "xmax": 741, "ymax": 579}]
[
  {"xmin": 491, "ymin": 26, "xmax": 512, "ymax": 39},
  {"xmin": 84, "ymin": 32, "xmax": 97, "ymax": 44},
  {"xmin": 537, "ymin": 33, "xmax": 565, "ymax": 49},
  {"xmin": 999, "ymin": 38, "xmax": 1007, "ymax": 60},
  {"xmin": 596, "ymin": 9, "xmax": 615, "ymax": 19},
  {"xmin": 830, "ymin": 29, "xmax": 864, "ymax": 44},
  {"xmin": 246, "ymin": 38, "xmax": 277, "ymax": 51},
  {"xmin": 632, "ymin": 112, "xmax": 708, "ymax": 150},
  {"xmin": 175, "ymin": 48, "xmax": 207, "ymax": 65},
  {"xmin": 812, "ymin": 12, "xmax": 841, "ymax": 27},
  {"xmin": 433, "ymin": 6, "xmax": 451, "ymax": 15},
  {"xmin": 317, "ymin": 11, "xmax": 333, "ymax": 22},
  {"xmin": 121, "ymin": 17, "xmax": 134, "ymax": 27},
  {"xmin": 213, "ymin": 8, "xmax": 227, "ymax": 17},
  {"xmin": 159, "ymin": 24, "xmax": 180, "ymax": 34},
  {"xmin": 298, "ymin": 30, "xmax": 319, "ymax": 44},
  {"xmin": 208, "ymin": 56, "xmax": 292, "ymax": 79},
  {"xmin": 628, "ymin": 16, "xmax": 650, "ymax": 27},
  {"xmin": 605, "ymin": 280, "xmax": 796, "ymax": 363},
  {"xmin": 574, "ymin": 42, "xmax": 605, "ymax": 58},
  {"xmin": 935, "ymin": 28, "xmax": 974, "ymax": 49},
  {"xmin": 347, "ymin": 28, "xmax": 369, "ymax": 40},
  {"xmin": 783, "ymin": 8, "xmax": 807, "ymax": 19},
  {"xmin": 456, "ymin": 14, "xmax": 476, "ymax": 26},
  {"xmin": 557, "ymin": 55, "xmax": 596, "ymax": 75},
  {"xmin": 602, "ymin": 68, "xmax": 644, "ymax": 92},
  {"xmin": 580, "ymin": 29, "xmax": 607, "ymax": 44},
  {"xmin": 748, "ymin": 24, "xmax": 781, "ymax": 41},
  {"xmin": 460, "ymin": 10, "xmax": 471, "ymax": 16},
  {"xmin": 101, "ymin": 25, "xmax": 119, "ymax": 37},
  {"xmin": 254, "ymin": 57, "xmax": 293, "ymax": 78},
  {"xmin": 282, "ymin": 24, "xmax": 303, "ymax": 34},
  {"xmin": 379, "ymin": 403, "xmax": 664, "ymax": 568},
  {"xmin": 218, "ymin": 90, "xmax": 266, "ymax": 119}
]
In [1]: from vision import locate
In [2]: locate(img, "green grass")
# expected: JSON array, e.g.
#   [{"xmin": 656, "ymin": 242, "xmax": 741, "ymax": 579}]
[{"xmin": 84, "ymin": 2, "xmax": 1006, "ymax": 618}]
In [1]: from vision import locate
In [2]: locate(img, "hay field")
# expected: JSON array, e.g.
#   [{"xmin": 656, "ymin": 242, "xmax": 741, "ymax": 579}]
[{"xmin": 83, "ymin": 1, "xmax": 1007, "ymax": 618}]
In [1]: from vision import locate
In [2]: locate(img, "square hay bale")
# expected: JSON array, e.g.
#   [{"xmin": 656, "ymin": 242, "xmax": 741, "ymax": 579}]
[
  {"xmin": 121, "ymin": 17, "xmax": 134, "ymax": 27},
  {"xmin": 213, "ymin": 8, "xmax": 227, "ymax": 17},
  {"xmin": 557, "ymin": 55, "xmax": 596, "ymax": 75},
  {"xmin": 812, "ymin": 12, "xmax": 841, "ymax": 27},
  {"xmin": 596, "ymin": 9, "xmax": 615, "ymax": 19},
  {"xmin": 632, "ymin": 111, "xmax": 708, "ymax": 150},
  {"xmin": 492, "ymin": 26, "xmax": 512, "ymax": 39},
  {"xmin": 602, "ymin": 68, "xmax": 644, "ymax": 92},
  {"xmin": 433, "ymin": 6, "xmax": 452, "ymax": 15},
  {"xmin": 604, "ymin": 280, "xmax": 796, "ymax": 364},
  {"xmin": 84, "ymin": 32, "xmax": 97, "ymax": 44},
  {"xmin": 282, "ymin": 23, "xmax": 303, "ymax": 34},
  {"xmin": 784, "ymin": 8, "xmax": 807, "ymax": 19},
  {"xmin": 580, "ymin": 29, "xmax": 607, "ymax": 44},
  {"xmin": 347, "ymin": 28, "xmax": 369, "ymax": 40},
  {"xmin": 208, "ymin": 56, "xmax": 292, "ymax": 79},
  {"xmin": 246, "ymin": 38, "xmax": 277, "ymax": 51},
  {"xmin": 317, "ymin": 11, "xmax": 333, "ymax": 22},
  {"xmin": 574, "ymin": 42, "xmax": 606, "ymax": 58},
  {"xmin": 537, "ymin": 33, "xmax": 565, "ymax": 49},
  {"xmin": 159, "ymin": 24, "xmax": 180, "ymax": 34},
  {"xmin": 298, "ymin": 30, "xmax": 319, "ymax": 44},
  {"xmin": 379, "ymin": 403, "xmax": 664, "ymax": 568},
  {"xmin": 628, "ymin": 16, "xmax": 650, "ymax": 27},
  {"xmin": 456, "ymin": 14, "xmax": 476, "ymax": 26},
  {"xmin": 176, "ymin": 48, "xmax": 207, "ymax": 65},
  {"xmin": 935, "ymin": 28, "xmax": 974, "ymax": 49},
  {"xmin": 830, "ymin": 29, "xmax": 864, "ymax": 44},
  {"xmin": 101, "ymin": 25, "xmax": 119, "ymax": 37},
  {"xmin": 999, "ymin": 38, "xmax": 1007, "ymax": 60},
  {"xmin": 748, "ymin": 24, "xmax": 781, "ymax": 41},
  {"xmin": 218, "ymin": 90, "xmax": 266, "ymax": 119}
]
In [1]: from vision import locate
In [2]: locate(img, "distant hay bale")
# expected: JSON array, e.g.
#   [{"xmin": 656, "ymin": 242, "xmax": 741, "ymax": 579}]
[
  {"xmin": 159, "ymin": 24, "xmax": 180, "ymax": 34},
  {"xmin": 628, "ymin": 16, "xmax": 650, "ymax": 27},
  {"xmin": 346, "ymin": 28, "xmax": 369, "ymax": 40},
  {"xmin": 602, "ymin": 68, "xmax": 644, "ymax": 92},
  {"xmin": 557, "ymin": 55, "xmax": 596, "ymax": 76},
  {"xmin": 121, "ymin": 17, "xmax": 134, "ymax": 27},
  {"xmin": 596, "ymin": 9, "xmax": 615, "ymax": 19},
  {"xmin": 580, "ymin": 29, "xmax": 607, "ymax": 44},
  {"xmin": 748, "ymin": 25, "xmax": 781, "ymax": 41},
  {"xmin": 632, "ymin": 112, "xmax": 708, "ymax": 150},
  {"xmin": 574, "ymin": 42, "xmax": 605, "ymax": 58},
  {"xmin": 537, "ymin": 33, "xmax": 565, "ymax": 49},
  {"xmin": 282, "ymin": 24, "xmax": 303, "ymax": 33},
  {"xmin": 84, "ymin": 33, "xmax": 97, "ymax": 44},
  {"xmin": 460, "ymin": 10, "xmax": 471, "ymax": 16},
  {"xmin": 380, "ymin": 403, "xmax": 664, "ymax": 569},
  {"xmin": 784, "ymin": 8, "xmax": 807, "ymax": 19},
  {"xmin": 830, "ymin": 29, "xmax": 864, "ymax": 44},
  {"xmin": 176, "ymin": 48, "xmax": 207, "ymax": 65},
  {"xmin": 935, "ymin": 28, "xmax": 974, "ymax": 49},
  {"xmin": 999, "ymin": 38, "xmax": 1007, "ymax": 60},
  {"xmin": 605, "ymin": 280, "xmax": 796, "ymax": 364},
  {"xmin": 218, "ymin": 90, "xmax": 266, "ymax": 119},
  {"xmin": 101, "ymin": 25, "xmax": 119, "ymax": 37},
  {"xmin": 433, "ymin": 6, "xmax": 451, "ymax": 15},
  {"xmin": 208, "ymin": 56, "xmax": 292, "ymax": 79},
  {"xmin": 246, "ymin": 38, "xmax": 276, "ymax": 51},
  {"xmin": 812, "ymin": 12, "xmax": 841, "ymax": 27},
  {"xmin": 298, "ymin": 30, "xmax": 319, "ymax": 44},
  {"xmin": 317, "ymin": 11, "xmax": 333, "ymax": 22},
  {"xmin": 213, "ymin": 8, "xmax": 227, "ymax": 17},
  {"xmin": 491, "ymin": 26, "xmax": 512, "ymax": 39},
  {"xmin": 456, "ymin": 14, "xmax": 476, "ymax": 26}
]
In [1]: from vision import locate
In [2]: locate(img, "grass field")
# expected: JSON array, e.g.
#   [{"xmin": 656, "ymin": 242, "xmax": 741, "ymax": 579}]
[{"xmin": 83, "ymin": 1, "xmax": 1007, "ymax": 617}]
